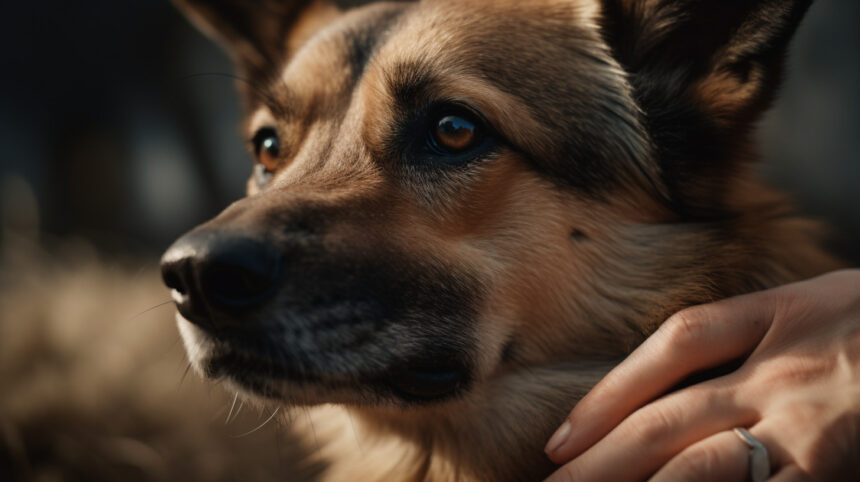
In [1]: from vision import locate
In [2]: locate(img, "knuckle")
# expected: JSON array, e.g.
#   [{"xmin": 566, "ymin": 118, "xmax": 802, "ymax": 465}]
[
  {"xmin": 771, "ymin": 289, "xmax": 813, "ymax": 323},
  {"xmin": 675, "ymin": 444, "xmax": 723, "ymax": 479},
  {"xmin": 662, "ymin": 306, "xmax": 711, "ymax": 348},
  {"xmin": 631, "ymin": 403, "xmax": 679, "ymax": 443}
]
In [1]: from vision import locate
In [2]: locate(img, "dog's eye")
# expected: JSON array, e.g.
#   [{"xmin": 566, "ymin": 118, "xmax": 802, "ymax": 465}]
[
  {"xmin": 432, "ymin": 115, "xmax": 478, "ymax": 153},
  {"xmin": 252, "ymin": 127, "xmax": 280, "ymax": 172},
  {"xmin": 427, "ymin": 110, "xmax": 484, "ymax": 156},
  {"xmin": 402, "ymin": 102, "xmax": 498, "ymax": 167}
]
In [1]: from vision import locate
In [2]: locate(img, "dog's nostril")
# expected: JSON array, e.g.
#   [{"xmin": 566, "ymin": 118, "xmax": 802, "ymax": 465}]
[
  {"xmin": 162, "ymin": 270, "xmax": 187, "ymax": 295},
  {"xmin": 161, "ymin": 248, "xmax": 194, "ymax": 298}
]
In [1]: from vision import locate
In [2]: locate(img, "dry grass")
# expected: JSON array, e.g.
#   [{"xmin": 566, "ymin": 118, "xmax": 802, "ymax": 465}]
[{"xmin": 0, "ymin": 236, "xmax": 322, "ymax": 481}]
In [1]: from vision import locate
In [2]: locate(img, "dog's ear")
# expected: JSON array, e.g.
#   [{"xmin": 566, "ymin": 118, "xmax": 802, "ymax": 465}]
[
  {"xmin": 599, "ymin": 0, "xmax": 813, "ymax": 217},
  {"xmin": 173, "ymin": 0, "xmax": 371, "ymax": 84}
]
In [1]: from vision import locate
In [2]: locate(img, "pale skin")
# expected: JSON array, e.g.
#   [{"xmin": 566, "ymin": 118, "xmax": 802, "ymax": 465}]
[{"xmin": 544, "ymin": 269, "xmax": 860, "ymax": 481}]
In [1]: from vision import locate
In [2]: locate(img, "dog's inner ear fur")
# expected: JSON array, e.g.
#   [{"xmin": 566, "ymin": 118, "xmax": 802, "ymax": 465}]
[{"xmin": 599, "ymin": 0, "xmax": 812, "ymax": 218}]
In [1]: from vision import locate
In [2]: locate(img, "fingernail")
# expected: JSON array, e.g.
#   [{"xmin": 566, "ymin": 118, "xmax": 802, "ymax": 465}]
[{"xmin": 545, "ymin": 419, "xmax": 571, "ymax": 454}]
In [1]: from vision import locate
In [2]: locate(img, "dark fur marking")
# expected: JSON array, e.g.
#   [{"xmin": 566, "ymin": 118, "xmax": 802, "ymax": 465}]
[
  {"xmin": 500, "ymin": 340, "xmax": 517, "ymax": 365},
  {"xmin": 598, "ymin": 0, "xmax": 814, "ymax": 219},
  {"xmin": 570, "ymin": 229, "xmax": 588, "ymax": 241},
  {"xmin": 387, "ymin": 60, "xmax": 438, "ymax": 110},
  {"xmin": 341, "ymin": 7, "xmax": 404, "ymax": 83}
]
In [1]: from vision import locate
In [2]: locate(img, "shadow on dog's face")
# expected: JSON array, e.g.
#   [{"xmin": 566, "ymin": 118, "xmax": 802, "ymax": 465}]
[{"xmin": 162, "ymin": 0, "xmax": 813, "ymax": 409}]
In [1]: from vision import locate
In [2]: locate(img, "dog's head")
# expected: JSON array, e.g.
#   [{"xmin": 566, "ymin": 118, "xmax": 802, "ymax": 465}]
[{"xmin": 163, "ymin": 0, "xmax": 814, "ymax": 408}]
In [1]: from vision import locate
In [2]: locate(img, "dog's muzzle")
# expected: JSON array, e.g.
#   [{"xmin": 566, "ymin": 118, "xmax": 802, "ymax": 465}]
[{"xmin": 159, "ymin": 224, "xmax": 477, "ymax": 403}]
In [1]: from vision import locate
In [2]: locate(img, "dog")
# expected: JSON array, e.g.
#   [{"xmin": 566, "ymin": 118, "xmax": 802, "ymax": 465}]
[{"xmin": 161, "ymin": 0, "xmax": 839, "ymax": 480}]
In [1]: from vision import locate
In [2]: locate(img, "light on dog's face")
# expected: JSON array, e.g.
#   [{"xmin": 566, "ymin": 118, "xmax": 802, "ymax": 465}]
[
  {"xmin": 165, "ymin": 0, "xmax": 662, "ymax": 410},
  {"xmin": 165, "ymin": 2, "xmax": 574, "ymax": 408}
]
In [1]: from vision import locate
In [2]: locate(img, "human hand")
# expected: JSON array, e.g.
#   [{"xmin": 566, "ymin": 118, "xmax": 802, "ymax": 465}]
[{"xmin": 544, "ymin": 270, "xmax": 860, "ymax": 481}]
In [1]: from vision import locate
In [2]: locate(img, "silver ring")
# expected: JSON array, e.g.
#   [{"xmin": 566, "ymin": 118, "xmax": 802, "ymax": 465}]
[{"xmin": 734, "ymin": 427, "xmax": 770, "ymax": 482}]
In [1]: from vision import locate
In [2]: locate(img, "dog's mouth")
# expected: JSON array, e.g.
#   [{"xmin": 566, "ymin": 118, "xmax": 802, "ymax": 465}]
[
  {"xmin": 384, "ymin": 363, "xmax": 468, "ymax": 401},
  {"xmin": 203, "ymin": 343, "xmax": 470, "ymax": 403}
]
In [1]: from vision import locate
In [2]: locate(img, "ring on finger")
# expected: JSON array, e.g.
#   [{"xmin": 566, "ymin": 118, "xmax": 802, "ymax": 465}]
[{"xmin": 733, "ymin": 427, "xmax": 770, "ymax": 482}]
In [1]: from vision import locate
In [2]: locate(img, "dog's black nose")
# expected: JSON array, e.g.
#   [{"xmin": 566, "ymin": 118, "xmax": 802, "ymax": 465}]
[{"xmin": 161, "ymin": 231, "xmax": 281, "ymax": 325}]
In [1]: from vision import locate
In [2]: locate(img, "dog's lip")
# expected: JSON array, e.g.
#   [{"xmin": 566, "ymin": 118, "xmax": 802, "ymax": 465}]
[
  {"xmin": 206, "ymin": 349, "xmax": 322, "ymax": 384},
  {"xmin": 205, "ymin": 347, "xmax": 469, "ymax": 403},
  {"xmin": 383, "ymin": 363, "xmax": 468, "ymax": 402}
]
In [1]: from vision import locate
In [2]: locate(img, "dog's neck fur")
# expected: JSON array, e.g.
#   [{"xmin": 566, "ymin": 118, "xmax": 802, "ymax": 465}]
[{"xmin": 296, "ymin": 361, "xmax": 613, "ymax": 481}]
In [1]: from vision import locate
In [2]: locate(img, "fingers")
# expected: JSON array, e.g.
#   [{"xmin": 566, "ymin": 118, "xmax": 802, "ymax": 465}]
[
  {"xmin": 649, "ymin": 430, "xmax": 748, "ymax": 482},
  {"xmin": 649, "ymin": 425, "xmax": 792, "ymax": 482},
  {"xmin": 546, "ymin": 292, "xmax": 776, "ymax": 462},
  {"xmin": 544, "ymin": 379, "xmax": 756, "ymax": 481}
]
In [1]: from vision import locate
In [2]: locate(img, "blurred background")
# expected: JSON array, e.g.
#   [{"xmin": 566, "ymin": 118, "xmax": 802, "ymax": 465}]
[
  {"xmin": 0, "ymin": 0, "xmax": 857, "ymax": 480},
  {"xmin": 0, "ymin": 0, "xmax": 858, "ymax": 261}
]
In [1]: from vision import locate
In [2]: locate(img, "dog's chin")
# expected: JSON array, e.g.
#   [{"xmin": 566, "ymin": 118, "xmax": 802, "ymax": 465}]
[{"xmin": 177, "ymin": 315, "xmax": 471, "ymax": 406}]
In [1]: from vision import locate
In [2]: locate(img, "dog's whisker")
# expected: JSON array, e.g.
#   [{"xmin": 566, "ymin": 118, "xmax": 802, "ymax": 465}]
[
  {"xmin": 121, "ymin": 299, "xmax": 173, "ymax": 324},
  {"xmin": 233, "ymin": 406, "xmax": 281, "ymax": 438},
  {"xmin": 232, "ymin": 400, "xmax": 245, "ymax": 423},
  {"xmin": 178, "ymin": 362, "xmax": 192, "ymax": 389},
  {"xmin": 225, "ymin": 392, "xmax": 240, "ymax": 424}
]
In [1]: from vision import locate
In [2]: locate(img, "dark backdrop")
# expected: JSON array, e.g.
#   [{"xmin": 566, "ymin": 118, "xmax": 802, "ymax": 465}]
[{"xmin": 1, "ymin": 0, "xmax": 858, "ymax": 262}]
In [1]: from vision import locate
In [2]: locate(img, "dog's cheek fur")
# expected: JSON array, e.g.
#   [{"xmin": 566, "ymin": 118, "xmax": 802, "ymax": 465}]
[
  {"xmin": 381, "ymin": 148, "xmax": 668, "ymax": 362},
  {"xmin": 375, "ymin": 151, "xmax": 838, "ymax": 480}
]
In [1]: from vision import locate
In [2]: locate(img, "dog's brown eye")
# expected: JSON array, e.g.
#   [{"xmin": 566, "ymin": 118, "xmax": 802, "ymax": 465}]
[
  {"xmin": 432, "ymin": 115, "xmax": 478, "ymax": 153},
  {"xmin": 411, "ymin": 105, "xmax": 496, "ymax": 164},
  {"xmin": 252, "ymin": 127, "xmax": 280, "ymax": 172}
]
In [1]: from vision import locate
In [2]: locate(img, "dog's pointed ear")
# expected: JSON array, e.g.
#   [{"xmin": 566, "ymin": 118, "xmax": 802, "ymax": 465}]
[
  {"xmin": 598, "ymin": 0, "xmax": 813, "ymax": 216},
  {"xmin": 173, "ymin": 0, "xmax": 362, "ymax": 82}
]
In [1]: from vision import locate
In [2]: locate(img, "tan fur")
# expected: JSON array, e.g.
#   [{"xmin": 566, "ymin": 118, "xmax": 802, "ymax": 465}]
[
  {"xmin": 0, "ymin": 1, "xmax": 837, "ymax": 481},
  {"xmin": 163, "ymin": 0, "xmax": 839, "ymax": 481}
]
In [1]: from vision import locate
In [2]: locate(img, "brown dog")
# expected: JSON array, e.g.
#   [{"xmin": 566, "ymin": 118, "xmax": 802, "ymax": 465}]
[{"xmin": 162, "ymin": 0, "xmax": 838, "ymax": 479}]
